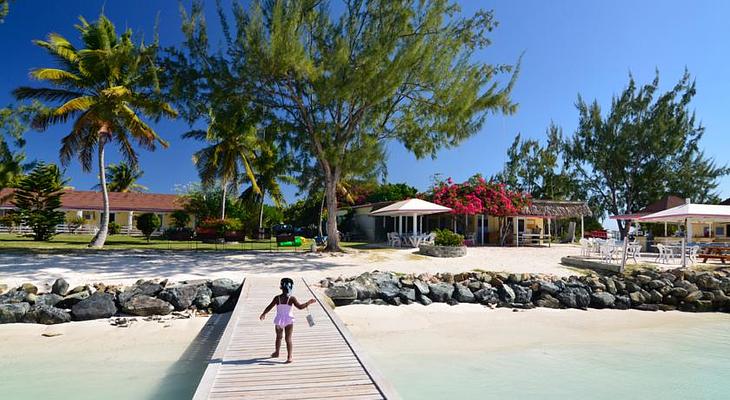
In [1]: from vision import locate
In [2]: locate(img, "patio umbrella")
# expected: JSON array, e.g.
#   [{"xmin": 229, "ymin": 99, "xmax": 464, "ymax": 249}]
[
  {"xmin": 638, "ymin": 199, "xmax": 730, "ymax": 267},
  {"xmin": 369, "ymin": 198, "xmax": 452, "ymax": 238}
]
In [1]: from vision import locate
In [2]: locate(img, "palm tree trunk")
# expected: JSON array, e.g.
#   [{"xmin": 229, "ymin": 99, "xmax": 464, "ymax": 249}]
[
  {"xmin": 221, "ymin": 183, "xmax": 227, "ymax": 220},
  {"xmin": 318, "ymin": 189, "xmax": 325, "ymax": 238},
  {"xmin": 258, "ymin": 188, "xmax": 265, "ymax": 232},
  {"xmin": 89, "ymin": 142, "xmax": 109, "ymax": 248}
]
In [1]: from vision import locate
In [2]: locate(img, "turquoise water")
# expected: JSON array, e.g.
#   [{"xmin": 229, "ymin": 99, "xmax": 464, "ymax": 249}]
[{"xmin": 370, "ymin": 318, "xmax": 730, "ymax": 399}]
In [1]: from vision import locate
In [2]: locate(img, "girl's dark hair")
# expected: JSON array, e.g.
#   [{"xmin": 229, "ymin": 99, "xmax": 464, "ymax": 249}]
[{"xmin": 280, "ymin": 278, "xmax": 294, "ymax": 295}]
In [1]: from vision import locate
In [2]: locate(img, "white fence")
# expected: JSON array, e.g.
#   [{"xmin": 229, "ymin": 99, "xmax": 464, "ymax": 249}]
[{"xmin": 0, "ymin": 224, "xmax": 147, "ymax": 236}]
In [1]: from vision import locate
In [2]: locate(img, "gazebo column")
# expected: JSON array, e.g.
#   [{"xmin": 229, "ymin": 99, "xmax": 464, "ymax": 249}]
[
  {"xmin": 664, "ymin": 222, "xmax": 667, "ymax": 237},
  {"xmin": 398, "ymin": 215, "xmax": 403, "ymax": 236},
  {"xmin": 413, "ymin": 213, "xmax": 417, "ymax": 237},
  {"xmin": 580, "ymin": 215, "xmax": 584, "ymax": 240},
  {"xmin": 547, "ymin": 218, "xmax": 551, "ymax": 244}
]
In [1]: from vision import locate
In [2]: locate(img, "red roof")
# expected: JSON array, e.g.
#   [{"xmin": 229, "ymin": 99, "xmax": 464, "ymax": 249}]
[
  {"xmin": 0, "ymin": 189, "xmax": 184, "ymax": 213},
  {"xmin": 610, "ymin": 195, "xmax": 686, "ymax": 220}
]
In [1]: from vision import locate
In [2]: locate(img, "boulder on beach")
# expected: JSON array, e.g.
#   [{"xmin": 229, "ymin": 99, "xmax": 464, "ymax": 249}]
[
  {"xmin": 56, "ymin": 291, "xmax": 90, "ymax": 309},
  {"xmin": 452, "ymin": 284, "xmax": 475, "ymax": 303},
  {"xmin": 158, "ymin": 284, "xmax": 199, "ymax": 310},
  {"xmin": 427, "ymin": 282, "xmax": 454, "ymax": 302},
  {"xmin": 325, "ymin": 284, "xmax": 357, "ymax": 306},
  {"xmin": 24, "ymin": 305, "xmax": 71, "ymax": 324},
  {"xmin": 590, "ymin": 292, "xmax": 616, "ymax": 309},
  {"xmin": 51, "ymin": 278, "xmax": 70, "ymax": 296},
  {"xmin": 0, "ymin": 290, "xmax": 31, "ymax": 304},
  {"xmin": 193, "ymin": 286, "xmax": 213, "ymax": 309},
  {"xmin": 211, "ymin": 295, "xmax": 236, "ymax": 313},
  {"xmin": 211, "ymin": 278, "xmax": 239, "ymax": 297},
  {"xmin": 36, "ymin": 293, "xmax": 64, "ymax": 308},
  {"xmin": 72, "ymin": 292, "xmax": 117, "ymax": 320},
  {"xmin": 20, "ymin": 283, "xmax": 38, "ymax": 295},
  {"xmin": 0, "ymin": 302, "xmax": 30, "ymax": 323},
  {"xmin": 122, "ymin": 295, "xmax": 173, "ymax": 316}
]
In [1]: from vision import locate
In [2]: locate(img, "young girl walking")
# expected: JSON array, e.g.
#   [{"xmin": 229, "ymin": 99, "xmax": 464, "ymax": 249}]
[{"xmin": 259, "ymin": 278, "xmax": 316, "ymax": 363}]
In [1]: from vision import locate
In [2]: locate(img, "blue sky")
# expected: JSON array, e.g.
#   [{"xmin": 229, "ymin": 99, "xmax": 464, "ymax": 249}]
[{"xmin": 1, "ymin": 0, "xmax": 728, "ymax": 204}]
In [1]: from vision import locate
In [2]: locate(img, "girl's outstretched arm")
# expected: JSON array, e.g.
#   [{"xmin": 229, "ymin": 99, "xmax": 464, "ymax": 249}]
[
  {"xmin": 291, "ymin": 296, "xmax": 316, "ymax": 310},
  {"xmin": 259, "ymin": 297, "xmax": 277, "ymax": 320}
]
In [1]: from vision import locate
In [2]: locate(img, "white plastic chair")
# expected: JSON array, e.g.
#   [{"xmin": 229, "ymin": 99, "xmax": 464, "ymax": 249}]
[
  {"xmin": 579, "ymin": 238, "xmax": 590, "ymax": 256},
  {"xmin": 687, "ymin": 245, "xmax": 700, "ymax": 265},
  {"xmin": 627, "ymin": 243, "xmax": 641, "ymax": 264},
  {"xmin": 600, "ymin": 245, "xmax": 616, "ymax": 263}
]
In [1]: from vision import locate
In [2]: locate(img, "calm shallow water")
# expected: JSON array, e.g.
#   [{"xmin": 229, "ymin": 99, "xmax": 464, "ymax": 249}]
[
  {"xmin": 373, "ymin": 317, "xmax": 730, "ymax": 399},
  {"xmin": 0, "ymin": 315, "xmax": 228, "ymax": 400}
]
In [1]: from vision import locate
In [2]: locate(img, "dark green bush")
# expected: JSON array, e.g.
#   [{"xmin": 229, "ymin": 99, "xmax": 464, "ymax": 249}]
[
  {"xmin": 434, "ymin": 229, "xmax": 464, "ymax": 247},
  {"xmin": 108, "ymin": 222, "xmax": 121, "ymax": 235},
  {"xmin": 170, "ymin": 210, "xmax": 190, "ymax": 228},
  {"xmin": 136, "ymin": 213, "xmax": 161, "ymax": 242}
]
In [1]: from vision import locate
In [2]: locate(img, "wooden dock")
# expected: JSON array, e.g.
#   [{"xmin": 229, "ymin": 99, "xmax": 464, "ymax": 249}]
[{"xmin": 193, "ymin": 277, "xmax": 400, "ymax": 399}]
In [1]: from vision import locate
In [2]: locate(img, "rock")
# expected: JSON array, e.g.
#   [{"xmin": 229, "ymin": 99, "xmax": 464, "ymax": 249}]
[
  {"xmin": 399, "ymin": 278, "xmax": 415, "ymax": 288},
  {"xmin": 602, "ymin": 277, "xmax": 617, "ymax": 294},
  {"xmin": 24, "ymin": 305, "xmax": 71, "ymax": 324},
  {"xmin": 211, "ymin": 296, "xmax": 236, "ymax": 313},
  {"xmin": 539, "ymin": 281, "xmax": 560, "ymax": 296},
  {"xmin": 467, "ymin": 280, "xmax": 482, "ymax": 292},
  {"xmin": 445, "ymin": 298, "xmax": 459, "ymax": 306},
  {"xmin": 557, "ymin": 291, "xmax": 577, "ymax": 308},
  {"xmin": 0, "ymin": 289, "xmax": 30, "ymax": 304},
  {"xmin": 193, "ymin": 286, "xmax": 213, "ymax": 309},
  {"xmin": 351, "ymin": 275, "xmax": 379, "ymax": 300},
  {"xmin": 372, "ymin": 299, "xmax": 388, "ymax": 306},
  {"xmin": 210, "ymin": 278, "xmax": 239, "ymax": 297},
  {"xmin": 419, "ymin": 295, "xmax": 433, "ymax": 306},
  {"xmin": 398, "ymin": 288, "xmax": 417, "ymax": 303},
  {"xmin": 0, "ymin": 302, "xmax": 30, "ymax": 323},
  {"xmin": 0, "ymin": 283, "xmax": 8, "ymax": 295},
  {"xmin": 122, "ymin": 295, "xmax": 173, "ymax": 316},
  {"xmin": 325, "ymin": 284, "xmax": 358, "ymax": 306},
  {"xmin": 51, "ymin": 278, "xmax": 70, "ymax": 296},
  {"xmin": 647, "ymin": 280, "xmax": 666, "ymax": 290},
  {"xmin": 158, "ymin": 285, "xmax": 199, "ymax": 310},
  {"xmin": 695, "ymin": 300, "xmax": 714, "ymax": 312},
  {"xmin": 68, "ymin": 285, "xmax": 90, "ymax": 295},
  {"xmin": 635, "ymin": 275, "xmax": 652, "ymax": 285},
  {"xmin": 684, "ymin": 290, "xmax": 703, "ymax": 303},
  {"xmin": 696, "ymin": 274, "xmax": 721, "ymax": 291},
  {"xmin": 72, "ymin": 292, "xmax": 117, "ymax": 320},
  {"xmin": 510, "ymin": 284, "xmax": 532, "ymax": 304},
  {"xmin": 669, "ymin": 287, "xmax": 689, "ymax": 299},
  {"xmin": 413, "ymin": 280, "xmax": 430, "ymax": 296},
  {"xmin": 629, "ymin": 291, "xmax": 646, "ymax": 305},
  {"xmin": 440, "ymin": 273, "xmax": 455, "ymax": 284},
  {"xmin": 35, "ymin": 293, "xmax": 63, "ymax": 307},
  {"xmin": 712, "ymin": 290, "xmax": 730, "ymax": 307},
  {"xmin": 590, "ymin": 292, "xmax": 616, "ymax": 309},
  {"xmin": 535, "ymin": 293, "xmax": 561, "ymax": 309},
  {"xmin": 614, "ymin": 295, "xmax": 631, "ymax": 310},
  {"xmin": 378, "ymin": 281, "xmax": 401, "ymax": 300},
  {"xmin": 635, "ymin": 304, "xmax": 660, "ymax": 312},
  {"xmin": 645, "ymin": 289, "xmax": 661, "ymax": 304},
  {"xmin": 388, "ymin": 296, "xmax": 402, "ymax": 306},
  {"xmin": 498, "ymin": 285, "xmax": 516, "ymax": 303},
  {"xmin": 473, "ymin": 288, "xmax": 498, "ymax": 304},
  {"xmin": 453, "ymin": 284, "xmax": 476, "ymax": 303},
  {"xmin": 56, "ymin": 291, "xmax": 90, "ymax": 309},
  {"xmin": 427, "ymin": 283, "xmax": 454, "ymax": 302},
  {"xmin": 20, "ymin": 283, "xmax": 38, "ymax": 294}
]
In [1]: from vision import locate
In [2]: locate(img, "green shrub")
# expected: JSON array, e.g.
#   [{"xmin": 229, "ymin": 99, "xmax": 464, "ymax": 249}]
[
  {"xmin": 170, "ymin": 210, "xmax": 190, "ymax": 228},
  {"xmin": 108, "ymin": 221, "xmax": 122, "ymax": 235},
  {"xmin": 199, "ymin": 218, "xmax": 243, "ymax": 236},
  {"xmin": 434, "ymin": 229, "xmax": 464, "ymax": 247},
  {"xmin": 66, "ymin": 215, "xmax": 85, "ymax": 233},
  {"xmin": 136, "ymin": 213, "xmax": 161, "ymax": 242}
]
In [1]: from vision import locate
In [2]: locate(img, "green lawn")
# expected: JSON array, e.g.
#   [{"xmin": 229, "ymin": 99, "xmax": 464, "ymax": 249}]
[{"xmin": 0, "ymin": 233, "xmax": 368, "ymax": 253}]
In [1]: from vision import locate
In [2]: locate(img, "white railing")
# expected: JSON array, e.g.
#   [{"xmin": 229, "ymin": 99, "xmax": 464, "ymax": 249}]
[{"xmin": 0, "ymin": 224, "xmax": 145, "ymax": 236}]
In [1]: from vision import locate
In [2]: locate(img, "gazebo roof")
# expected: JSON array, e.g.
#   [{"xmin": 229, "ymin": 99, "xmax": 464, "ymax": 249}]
[
  {"xmin": 638, "ymin": 201, "xmax": 730, "ymax": 223},
  {"xmin": 369, "ymin": 198, "xmax": 451, "ymax": 216}
]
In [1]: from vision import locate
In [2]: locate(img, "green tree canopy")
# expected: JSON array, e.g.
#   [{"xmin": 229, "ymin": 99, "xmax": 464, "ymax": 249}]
[
  {"xmin": 136, "ymin": 212, "xmax": 161, "ymax": 242},
  {"xmin": 13, "ymin": 163, "xmax": 66, "ymax": 241},
  {"xmin": 564, "ymin": 70, "xmax": 729, "ymax": 237},
  {"xmin": 173, "ymin": 0, "xmax": 519, "ymax": 250},
  {"xmin": 14, "ymin": 13, "xmax": 177, "ymax": 248}
]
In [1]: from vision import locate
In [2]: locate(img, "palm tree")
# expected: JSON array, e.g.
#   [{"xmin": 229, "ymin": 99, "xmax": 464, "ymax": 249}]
[
  {"xmin": 240, "ymin": 136, "xmax": 295, "ymax": 232},
  {"xmin": 93, "ymin": 162, "xmax": 148, "ymax": 192},
  {"xmin": 183, "ymin": 108, "xmax": 260, "ymax": 220},
  {"xmin": 13, "ymin": 14, "xmax": 177, "ymax": 248}
]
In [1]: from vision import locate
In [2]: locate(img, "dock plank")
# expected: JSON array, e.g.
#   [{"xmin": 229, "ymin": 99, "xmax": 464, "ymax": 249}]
[{"xmin": 193, "ymin": 277, "xmax": 399, "ymax": 399}]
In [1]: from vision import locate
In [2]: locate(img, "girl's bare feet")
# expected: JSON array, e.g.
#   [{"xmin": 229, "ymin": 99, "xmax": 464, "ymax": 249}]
[
  {"xmin": 285, "ymin": 358, "xmax": 293, "ymax": 364},
  {"xmin": 271, "ymin": 352, "xmax": 279, "ymax": 358}
]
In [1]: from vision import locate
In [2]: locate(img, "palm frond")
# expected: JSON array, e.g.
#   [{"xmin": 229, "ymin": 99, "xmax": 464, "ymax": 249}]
[{"xmin": 13, "ymin": 87, "xmax": 84, "ymax": 102}]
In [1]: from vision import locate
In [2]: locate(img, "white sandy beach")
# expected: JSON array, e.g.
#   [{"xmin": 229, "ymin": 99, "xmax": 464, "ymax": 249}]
[{"xmin": 0, "ymin": 244, "xmax": 584, "ymax": 289}]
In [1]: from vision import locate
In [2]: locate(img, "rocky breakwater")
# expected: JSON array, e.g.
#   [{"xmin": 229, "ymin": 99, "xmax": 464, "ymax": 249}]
[
  {"xmin": 321, "ymin": 268, "xmax": 730, "ymax": 313},
  {"xmin": 0, "ymin": 277, "xmax": 242, "ymax": 325}
]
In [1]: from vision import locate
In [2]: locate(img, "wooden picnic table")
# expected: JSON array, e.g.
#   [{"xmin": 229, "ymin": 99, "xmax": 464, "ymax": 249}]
[{"xmin": 700, "ymin": 246, "xmax": 730, "ymax": 264}]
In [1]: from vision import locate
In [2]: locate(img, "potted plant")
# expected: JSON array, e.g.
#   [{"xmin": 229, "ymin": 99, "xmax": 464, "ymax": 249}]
[{"xmin": 419, "ymin": 229, "xmax": 467, "ymax": 257}]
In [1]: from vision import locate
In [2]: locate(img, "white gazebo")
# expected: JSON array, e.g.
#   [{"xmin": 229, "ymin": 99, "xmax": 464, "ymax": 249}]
[
  {"xmin": 369, "ymin": 198, "xmax": 452, "ymax": 245},
  {"xmin": 639, "ymin": 199, "xmax": 730, "ymax": 266}
]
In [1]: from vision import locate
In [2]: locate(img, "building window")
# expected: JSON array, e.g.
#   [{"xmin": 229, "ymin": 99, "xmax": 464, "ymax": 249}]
[{"xmin": 83, "ymin": 211, "xmax": 94, "ymax": 220}]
